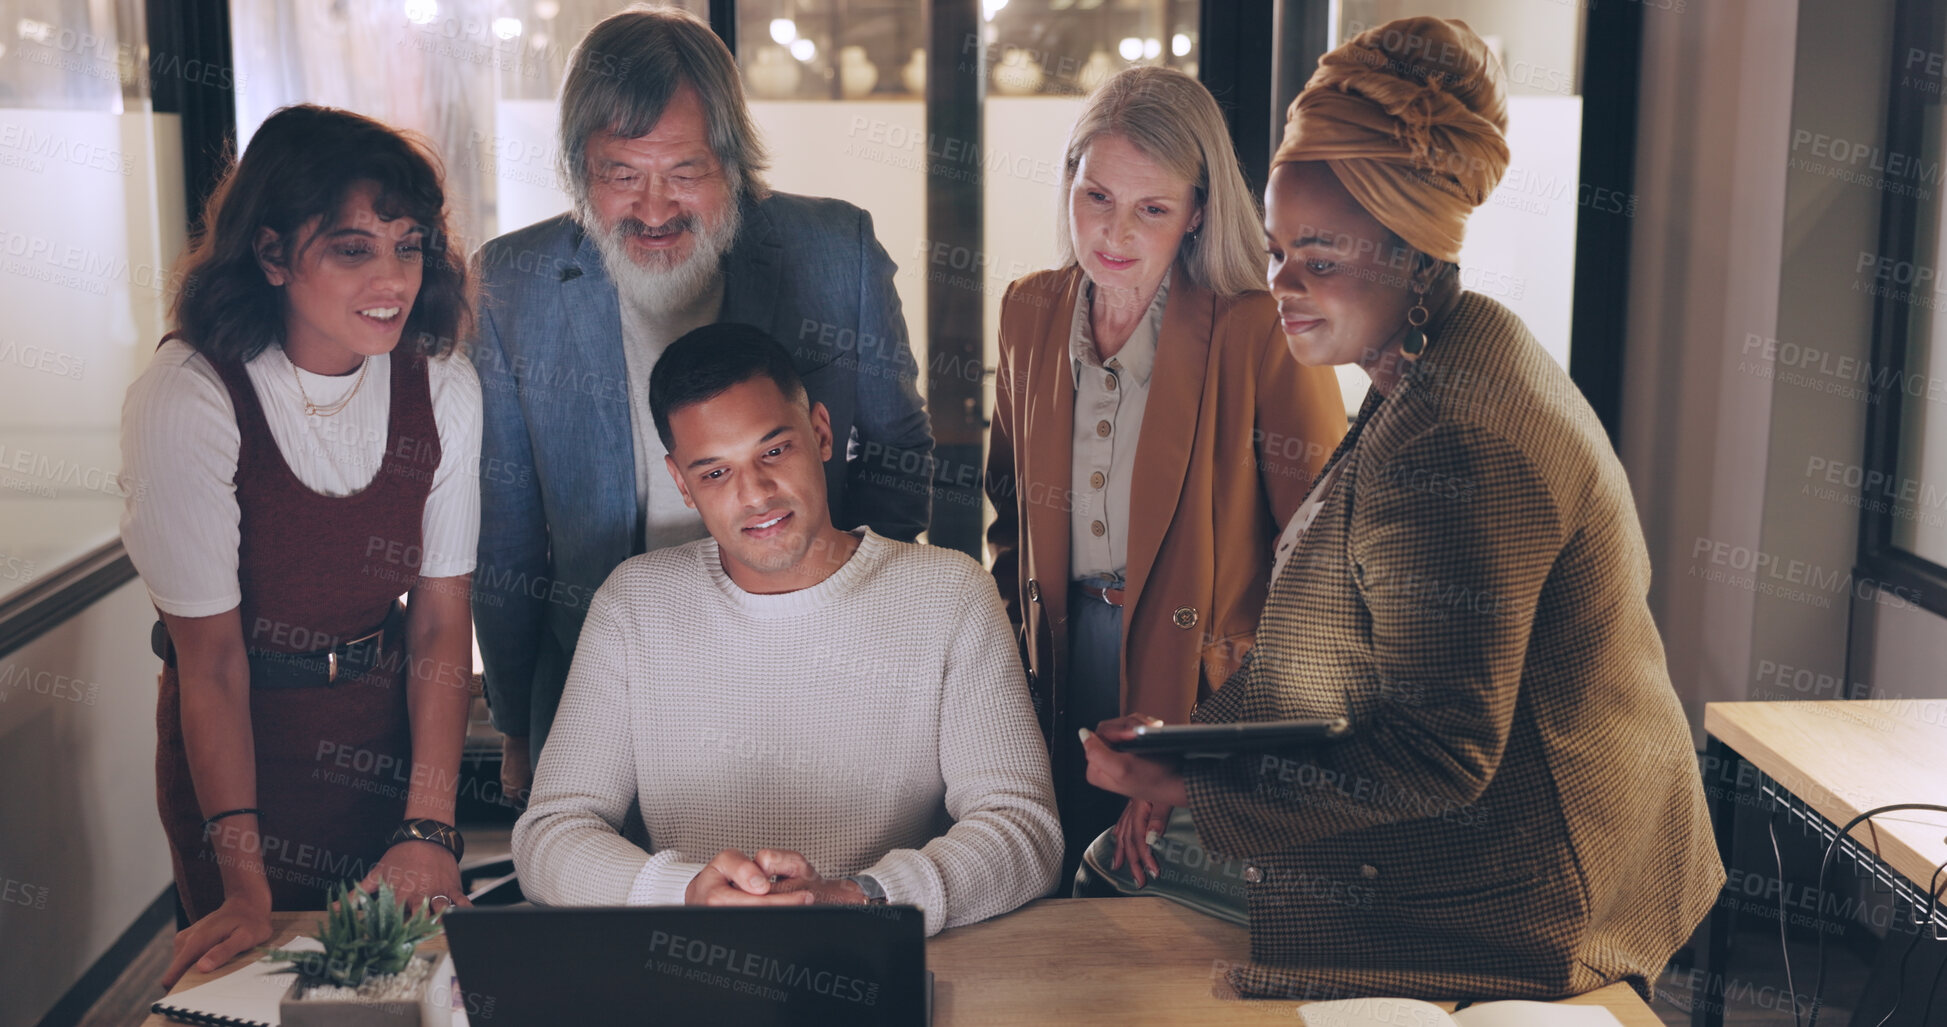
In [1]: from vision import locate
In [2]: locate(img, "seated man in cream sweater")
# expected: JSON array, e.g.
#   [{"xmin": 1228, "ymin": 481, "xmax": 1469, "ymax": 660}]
[{"xmin": 511, "ymin": 324, "xmax": 1061, "ymax": 935}]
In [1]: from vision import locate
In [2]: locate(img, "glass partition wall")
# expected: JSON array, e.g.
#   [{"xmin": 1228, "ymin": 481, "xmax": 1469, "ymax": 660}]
[{"xmin": 0, "ymin": 0, "xmax": 183, "ymax": 605}]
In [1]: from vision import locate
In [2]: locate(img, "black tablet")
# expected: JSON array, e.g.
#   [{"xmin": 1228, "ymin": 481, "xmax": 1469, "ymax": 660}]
[{"xmin": 1112, "ymin": 718, "xmax": 1351, "ymax": 757}]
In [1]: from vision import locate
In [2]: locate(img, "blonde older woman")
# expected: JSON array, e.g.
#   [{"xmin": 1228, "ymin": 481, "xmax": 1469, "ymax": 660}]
[
  {"xmin": 985, "ymin": 67, "xmax": 1345, "ymax": 889},
  {"xmin": 1081, "ymin": 18, "xmax": 1723, "ymax": 1001}
]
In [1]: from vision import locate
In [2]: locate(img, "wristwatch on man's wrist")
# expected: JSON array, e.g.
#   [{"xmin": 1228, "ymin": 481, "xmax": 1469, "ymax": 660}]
[
  {"xmin": 389, "ymin": 818, "xmax": 465, "ymax": 861},
  {"xmin": 845, "ymin": 873, "xmax": 889, "ymax": 905}
]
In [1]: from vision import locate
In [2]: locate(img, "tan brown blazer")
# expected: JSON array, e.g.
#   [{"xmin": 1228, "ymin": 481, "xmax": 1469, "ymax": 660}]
[
  {"xmin": 984, "ymin": 264, "xmax": 1346, "ymax": 742},
  {"xmin": 1184, "ymin": 292, "xmax": 1723, "ymax": 1001}
]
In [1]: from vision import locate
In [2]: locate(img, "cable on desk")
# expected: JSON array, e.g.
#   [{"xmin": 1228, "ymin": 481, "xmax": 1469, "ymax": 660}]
[
  {"xmin": 1768, "ymin": 808, "xmax": 1803, "ymax": 1027},
  {"xmin": 1927, "ymin": 914, "xmax": 1947, "ymax": 1027},
  {"xmin": 1805, "ymin": 803, "xmax": 1947, "ymax": 1027},
  {"xmin": 1872, "ymin": 856, "xmax": 1947, "ymax": 1027}
]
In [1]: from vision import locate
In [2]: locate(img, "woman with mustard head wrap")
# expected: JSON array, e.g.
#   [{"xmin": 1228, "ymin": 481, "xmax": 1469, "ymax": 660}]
[{"xmin": 1081, "ymin": 18, "xmax": 1724, "ymax": 1001}]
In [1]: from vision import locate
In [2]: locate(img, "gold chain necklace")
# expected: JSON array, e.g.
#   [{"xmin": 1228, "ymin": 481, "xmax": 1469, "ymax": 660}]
[{"xmin": 290, "ymin": 353, "xmax": 369, "ymax": 417}]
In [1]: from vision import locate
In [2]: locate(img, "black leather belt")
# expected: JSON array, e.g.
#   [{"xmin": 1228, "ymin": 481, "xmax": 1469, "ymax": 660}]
[{"xmin": 151, "ymin": 603, "xmax": 404, "ymax": 689}]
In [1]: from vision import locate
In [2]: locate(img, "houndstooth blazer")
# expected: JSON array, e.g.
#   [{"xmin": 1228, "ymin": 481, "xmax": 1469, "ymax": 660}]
[{"xmin": 1183, "ymin": 291, "xmax": 1723, "ymax": 1002}]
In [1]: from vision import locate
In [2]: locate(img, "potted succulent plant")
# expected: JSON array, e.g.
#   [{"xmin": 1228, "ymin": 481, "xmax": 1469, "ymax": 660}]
[{"xmin": 265, "ymin": 882, "xmax": 447, "ymax": 1027}]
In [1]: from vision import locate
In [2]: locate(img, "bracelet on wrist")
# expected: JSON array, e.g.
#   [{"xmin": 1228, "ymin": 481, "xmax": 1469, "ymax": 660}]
[{"xmin": 201, "ymin": 807, "xmax": 262, "ymax": 831}]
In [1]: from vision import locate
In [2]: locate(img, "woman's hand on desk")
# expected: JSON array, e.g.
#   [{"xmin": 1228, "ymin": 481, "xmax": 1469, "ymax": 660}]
[
  {"xmin": 159, "ymin": 893, "xmax": 273, "ymax": 988},
  {"xmin": 359, "ymin": 841, "xmax": 469, "ymax": 914},
  {"xmin": 1081, "ymin": 715, "xmax": 1189, "ymax": 809}
]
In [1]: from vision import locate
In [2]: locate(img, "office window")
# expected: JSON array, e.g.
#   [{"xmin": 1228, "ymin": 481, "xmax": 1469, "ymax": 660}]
[
  {"xmin": 1895, "ymin": 316, "xmax": 1947, "ymax": 566},
  {"xmin": 0, "ymin": 0, "xmax": 182, "ymax": 603},
  {"xmin": 1885, "ymin": 2, "xmax": 1947, "ymax": 572}
]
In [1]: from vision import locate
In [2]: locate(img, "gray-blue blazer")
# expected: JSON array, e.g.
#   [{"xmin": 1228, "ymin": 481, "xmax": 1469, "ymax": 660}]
[{"xmin": 470, "ymin": 192, "xmax": 935, "ymax": 745}]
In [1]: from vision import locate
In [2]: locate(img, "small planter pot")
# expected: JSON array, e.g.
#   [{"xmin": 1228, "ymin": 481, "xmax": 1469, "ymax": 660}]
[{"xmin": 279, "ymin": 953, "xmax": 445, "ymax": 1027}]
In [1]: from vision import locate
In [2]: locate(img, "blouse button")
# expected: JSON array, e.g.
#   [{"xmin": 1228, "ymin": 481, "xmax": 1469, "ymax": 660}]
[
  {"xmin": 1090, "ymin": 471, "xmax": 1105, "ymax": 489},
  {"xmin": 1090, "ymin": 519, "xmax": 1106, "ymax": 537},
  {"xmin": 1027, "ymin": 579, "xmax": 1041, "ymax": 603},
  {"xmin": 1096, "ymin": 419, "xmax": 1112, "ymax": 438},
  {"xmin": 1172, "ymin": 606, "xmax": 1198, "ymax": 629},
  {"xmin": 1242, "ymin": 864, "xmax": 1264, "ymax": 884},
  {"xmin": 1105, "ymin": 374, "xmax": 1118, "ymax": 391}
]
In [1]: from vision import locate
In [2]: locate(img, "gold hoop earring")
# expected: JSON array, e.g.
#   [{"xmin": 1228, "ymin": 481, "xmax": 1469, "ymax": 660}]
[{"xmin": 1401, "ymin": 289, "xmax": 1430, "ymax": 362}]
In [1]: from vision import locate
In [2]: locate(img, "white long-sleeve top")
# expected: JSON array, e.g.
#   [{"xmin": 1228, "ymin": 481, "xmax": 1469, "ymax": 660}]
[{"xmin": 511, "ymin": 529, "xmax": 1061, "ymax": 936}]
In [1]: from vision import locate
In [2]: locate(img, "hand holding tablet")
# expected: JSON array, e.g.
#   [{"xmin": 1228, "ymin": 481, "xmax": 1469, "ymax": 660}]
[
  {"xmin": 1111, "ymin": 718, "xmax": 1352, "ymax": 758},
  {"xmin": 1080, "ymin": 715, "xmax": 1352, "ymax": 806}
]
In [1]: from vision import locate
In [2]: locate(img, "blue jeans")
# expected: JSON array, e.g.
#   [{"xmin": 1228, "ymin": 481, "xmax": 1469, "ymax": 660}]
[{"xmin": 1061, "ymin": 577, "xmax": 1130, "ymax": 888}]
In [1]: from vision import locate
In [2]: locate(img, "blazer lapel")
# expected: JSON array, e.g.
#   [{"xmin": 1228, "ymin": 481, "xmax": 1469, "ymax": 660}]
[
  {"xmin": 719, "ymin": 197, "xmax": 792, "ymax": 353},
  {"xmin": 1308, "ymin": 379, "xmax": 1384, "ymax": 491},
  {"xmin": 561, "ymin": 226, "xmax": 638, "ymax": 547},
  {"xmin": 1023, "ymin": 269, "xmax": 1086, "ymax": 648},
  {"xmin": 1123, "ymin": 270, "xmax": 1214, "ymax": 609}
]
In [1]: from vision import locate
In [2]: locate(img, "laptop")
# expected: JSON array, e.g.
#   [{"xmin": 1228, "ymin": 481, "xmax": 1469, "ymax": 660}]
[{"xmin": 441, "ymin": 905, "xmax": 929, "ymax": 1026}]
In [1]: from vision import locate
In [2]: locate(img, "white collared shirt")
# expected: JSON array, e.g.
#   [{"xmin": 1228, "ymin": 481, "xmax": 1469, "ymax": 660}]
[{"xmin": 1068, "ymin": 271, "xmax": 1169, "ymax": 580}]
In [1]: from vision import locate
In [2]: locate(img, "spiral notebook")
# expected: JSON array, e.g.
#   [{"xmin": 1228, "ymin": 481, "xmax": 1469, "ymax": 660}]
[
  {"xmin": 149, "ymin": 937, "xmax": 321, "ymax": 1026},
  {"xmin": 150, "ymin": 938, "xmax": 464, "ymax": 1027}
]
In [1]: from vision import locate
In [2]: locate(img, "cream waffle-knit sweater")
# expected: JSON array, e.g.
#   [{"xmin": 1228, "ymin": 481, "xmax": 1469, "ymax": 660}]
[{"xmin": 511, "ymin": 529, "xmax": 1062, "ymax": 935}]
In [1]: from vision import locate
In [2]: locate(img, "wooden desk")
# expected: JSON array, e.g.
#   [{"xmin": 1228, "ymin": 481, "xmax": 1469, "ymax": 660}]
[
  {"xmin": 1704, "ymin": 700, "xmax": 1947, "ymax": 889},
  {"xmin": 928, "ymin": 898, "xmax": 1662, "ymax": 1025},
  {"xmin": 148, "ymin": 899, "xmax": 1661, "ymax": 1026},
  {"xmin": 1696, "ymin": 701, "xmax": 1947, "ymax": 1027}
]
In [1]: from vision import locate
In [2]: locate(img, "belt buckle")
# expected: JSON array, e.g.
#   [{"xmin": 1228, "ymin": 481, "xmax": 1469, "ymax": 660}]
[{"xmin": 330, "ymin": 623, "xmax": 386, "ymax": 685}]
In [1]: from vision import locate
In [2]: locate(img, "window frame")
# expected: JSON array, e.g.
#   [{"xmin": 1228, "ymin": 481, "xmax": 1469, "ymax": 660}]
[{"xmin": 1857, "ymin": 0, "xmax": 1947, "ymax": 619}]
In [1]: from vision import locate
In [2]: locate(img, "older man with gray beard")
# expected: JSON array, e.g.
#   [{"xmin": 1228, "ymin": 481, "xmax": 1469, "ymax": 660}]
[{"xmin": 472, "ymin": 6, "xmax": 935, "ymax": 784}]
